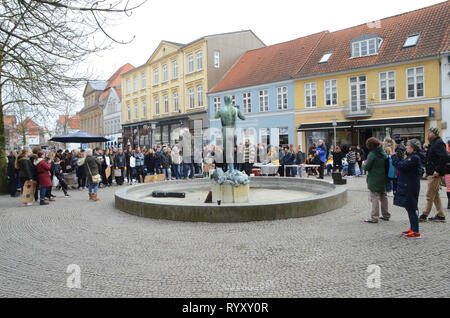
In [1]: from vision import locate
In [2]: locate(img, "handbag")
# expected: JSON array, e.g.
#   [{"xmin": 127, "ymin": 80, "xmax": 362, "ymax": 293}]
[
  {"xmin": 86, "ymin": 160, "xmax": 102, "ymax": 183},
  {"xmin": 129, "ymin": 156, "xmax": 136, "ymax": 168}
]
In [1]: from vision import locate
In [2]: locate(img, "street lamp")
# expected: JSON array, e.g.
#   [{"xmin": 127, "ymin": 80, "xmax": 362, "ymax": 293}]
[{"xmin": 332, "ymin": 119, "xmax": 337, "ymax": 150}]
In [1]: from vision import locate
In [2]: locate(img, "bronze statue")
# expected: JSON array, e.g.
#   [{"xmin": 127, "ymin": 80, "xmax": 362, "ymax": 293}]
[{"xmin": 214, "ymin": 95, "xmax": 245, "ymax": 171}]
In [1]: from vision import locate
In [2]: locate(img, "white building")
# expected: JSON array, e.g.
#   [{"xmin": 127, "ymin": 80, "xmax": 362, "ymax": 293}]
[
  {"xmin": 103, "ymin": 86, "xmax": 123, "ymax": 149},
  {"xmin": 441, "ymin": 52, "xmax": 450, "ymax": 142}
]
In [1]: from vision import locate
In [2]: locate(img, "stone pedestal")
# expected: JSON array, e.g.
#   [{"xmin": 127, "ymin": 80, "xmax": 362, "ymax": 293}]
[{"xmin": 212, "ymin": 183, "xmax": 250, "ymax": 204}]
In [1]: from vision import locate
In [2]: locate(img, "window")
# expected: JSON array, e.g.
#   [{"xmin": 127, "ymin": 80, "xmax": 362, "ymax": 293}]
[
  {"xmin": 379, "ymin": 71, "xmax": 396, "ymax": 101},
  {"xmin": 189, "ymin": 88, "xmax": 194, "ymax": 109},
  {"xmin": 407, "ymin": 66, "xmax": 424, "ymax": 98},
  {"xmin": 188, "ymin": 54, "xmax": 194, "ymax": 73},
  {"xmin": 196, "ymin": 51, "xmax": 203, "ymax": 71},
  {"xmin": 305, "ymin": 83, "xmax": 317, "ymax": 108},
  {"xmin": 154, "ymin": 69, "xmax": 159, "ymax": 85},
  {"xmin": 243, "ymin": 92, "xmax": 251, "ymax": 113},
  {"xmin": 142, "ymin": 100, "xmax": 147, "ymax": 117},
  {"xmin": 134, "ymin": 77, "xmax": 138, "ymax": 92},
  {"xmin": 197, "ymin": 86, "xmax": 203, "ymax": 107},
  {"xmin": 349, "ymin": 75, "xmax": 367, "ymax": 112},
  {"xmin": 277, "ymin": 87, "xmax": 288, "ymax": 110},
  {"xmin": 324, "ymin": 80, "xmax": 337, "ymax": 106},
  {"xmin": 214, "ymin": 51, "xmax": 220, "ymax": 68},
  {"xmin": 163, "ymin": 65, "xmax": 168, "ymax": 82},
  {"xmin": 231, "ymin": 95, "xmax": 236, "ymax": 106},
  {"xmin": 214, "ymin": 97, "xmax": 221, "ymax": 114},
  {"xmin": 141, "ymin": 73, "xmax": 146, "ymax": 89},
  {"xmin": 172, "ymin": 61, "xmax": 178, "ymax": 79},
  {"xmin": 351, "ymin": 38, "xmax": 380, "ymax": 58},
  {"xmin": 259, "ymin": 89, "xmax": 269, "ymax": 112},
  {"xmin": 126, "ymin": 79, "xmax": 131, "ymax": 94},
  {"xmin": 174, "ymin": 92, "xmax": 179, "ymax": 112},
  {"xmin": 319, "ymin": 52, "xmax": 333, "ymax": 63},
  {"xmin": 155, "ymin": 97, "xmax": 159, "ymax": 115},
  {"xmin": 134, "ymin": 102, "xmax": 138, "ymax": 119},
  {"xmin": 404, "ymin": 34, "xmax": 420, "ymax": 48},
  {"xmin": 164, "ymin": 95, "xmax": 169, "ymax": 113}
]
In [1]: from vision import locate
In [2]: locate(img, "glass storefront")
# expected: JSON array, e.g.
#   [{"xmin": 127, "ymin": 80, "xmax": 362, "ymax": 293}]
[{"xmin": 304, "ymin": 125, "xmax": 425, "ymax": 153}]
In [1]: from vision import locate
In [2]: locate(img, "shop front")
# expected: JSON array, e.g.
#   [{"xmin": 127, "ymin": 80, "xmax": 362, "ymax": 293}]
[
  {"xmin": 298, "ymin": 116, "xmax": 429, "ymax": 152},
  {"xmin": 122, "ymin": 110, "xmax": 208, "ymax": 149}
]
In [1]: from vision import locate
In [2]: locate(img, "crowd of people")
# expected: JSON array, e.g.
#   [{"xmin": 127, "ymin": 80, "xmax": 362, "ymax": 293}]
[
  {"xmin": 5, "ymin": 128, "xmax": 449, "ymax": 239},
  {"xmin": 362, "ymin": 127, "xmax": 449, "ymax": 239}
]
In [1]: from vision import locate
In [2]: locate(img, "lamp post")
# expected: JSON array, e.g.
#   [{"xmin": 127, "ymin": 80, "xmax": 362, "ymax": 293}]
[{"xmin": 332, "ymin": 119, "xmax": 337, "ymax": 150}]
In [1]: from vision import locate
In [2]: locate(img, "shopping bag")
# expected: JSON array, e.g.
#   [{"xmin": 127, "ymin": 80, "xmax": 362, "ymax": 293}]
[
  {"xmin": 129, "ymin": 156, "xmax": 136, "ymax": 168},
  {"xmin": 22, "ymin": 180, "xmax": 36, "ymax": 204},
  {"xmin": 144, "ymin": 175, "xmax": 154, "ymax": 183},
  {"xmin": 105, "ymin": 166, "xmax": 111, "ymax": 179},
  {"xmin": 114, "ymin": 169, "xmax": 122, "ymax": 177}
]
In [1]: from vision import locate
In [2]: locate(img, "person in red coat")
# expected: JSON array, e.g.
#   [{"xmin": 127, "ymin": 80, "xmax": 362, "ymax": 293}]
[{"xmin": 35, "ymin": 152, "xmax": 52, "ymax": 206}]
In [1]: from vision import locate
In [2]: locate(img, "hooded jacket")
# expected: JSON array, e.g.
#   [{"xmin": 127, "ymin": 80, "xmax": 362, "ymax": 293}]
[
  {"xmin": 18, "ymin": 156, "xmax": 34, "ymax": 180},
  {"xmin": 425, "ymin": 136, "xmax": 447, "ymax": 176},
  {"xmin": 363, "ymin": 146, "xmax": 387, "ymax": 193},
  {"xmin": 35, "ymin": 158, "xmax": 52, "ymax": 188}
]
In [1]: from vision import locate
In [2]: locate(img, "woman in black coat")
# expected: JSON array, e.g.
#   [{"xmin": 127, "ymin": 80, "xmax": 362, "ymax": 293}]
[{"xmin": 390, "ymin": 139, "xmax": 423, "ymax": 238}]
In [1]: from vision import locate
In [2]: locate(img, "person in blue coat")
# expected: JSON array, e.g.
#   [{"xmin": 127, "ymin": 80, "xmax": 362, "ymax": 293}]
[
  {"xmin": 389, "ymin": 139, "xmax": 423, "ymax": 239},
  {"xmin": 314, "ymin": 140, "xmax": 327, "ymax": 179}
]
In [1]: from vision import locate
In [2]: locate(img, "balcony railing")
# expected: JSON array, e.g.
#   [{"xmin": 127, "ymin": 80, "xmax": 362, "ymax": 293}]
[{"xmin": 342, "ymin": 99, "xmax": 373, "ymax": 118}]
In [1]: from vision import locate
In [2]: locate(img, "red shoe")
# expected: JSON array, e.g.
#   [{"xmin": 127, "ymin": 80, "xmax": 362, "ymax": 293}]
[
  {"xmin": 402, "ymin": 228, "xmax": 413, "ymax": 235},
  {"xmin": 405, "ymin": 232, "xmax": 421, "ymax": 238}
]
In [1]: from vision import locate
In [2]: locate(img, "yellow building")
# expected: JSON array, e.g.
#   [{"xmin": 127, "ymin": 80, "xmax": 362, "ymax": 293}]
[
  {"xmin": 293, "ymin": 2, "xmax": 448, "ymax": 152},
  {"xmin": 121, "ymin": 30, "xmax": 265, "ymax": 148}
]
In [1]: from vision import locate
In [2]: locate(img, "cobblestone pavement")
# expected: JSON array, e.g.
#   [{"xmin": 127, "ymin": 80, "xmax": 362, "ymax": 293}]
[{"xmin": 0, "ymin": 176, "xmax": 449, "ymax": 298}]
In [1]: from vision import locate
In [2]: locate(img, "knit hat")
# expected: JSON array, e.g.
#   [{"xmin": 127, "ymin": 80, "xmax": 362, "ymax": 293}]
[
  {"xmin": 428, "ymin": 127, "xmax": 439, "ymax": 136},
  {"xmin": 407, "ymin": 139, "xmax": 422, "ymax": 153}
]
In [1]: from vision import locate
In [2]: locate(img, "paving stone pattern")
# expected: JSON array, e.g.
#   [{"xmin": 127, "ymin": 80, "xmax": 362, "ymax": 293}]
[{"xmin": 0, "ymin": 176, "xmax": 449, "ymax": 297}]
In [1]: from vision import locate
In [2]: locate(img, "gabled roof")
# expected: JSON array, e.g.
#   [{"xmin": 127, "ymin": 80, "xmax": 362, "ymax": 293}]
[
  {"xmin": 209, "ymin": 31, "xmax": 327, "ymax": 93},
  {"xmin": 146, "ymin": 40, "xmax": 185, "ymax": 65},
  {"xmin": 181, "ymin": 29, "xmax": 265, "ymax": 48},
  {"xmin": 56, "ymin": 115, "xmax": 80, "ymax": 130},
  {"xmin": 294, "ymin": 1, "xmax": 449, "ymax": 78},
  {"xmin": 100, "ymin": 63, "xmax": 134, "ymax": 101}
]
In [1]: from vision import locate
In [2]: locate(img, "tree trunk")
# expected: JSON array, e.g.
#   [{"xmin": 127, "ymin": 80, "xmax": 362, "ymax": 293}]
[{"xmin": 0, "ymin": 98, "xmax": 8, "ymax": 194}]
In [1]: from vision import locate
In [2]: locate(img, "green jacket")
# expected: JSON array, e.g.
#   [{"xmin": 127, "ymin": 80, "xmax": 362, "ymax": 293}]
[{"xmin": 363, "ymin": 147, "xmax": 387, "ymax": 193}]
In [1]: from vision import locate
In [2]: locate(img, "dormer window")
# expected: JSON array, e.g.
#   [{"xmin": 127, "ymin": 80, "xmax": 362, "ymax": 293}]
[
  {"xmin": 319, "ymin": 52, "xmax": 333, "ymax": 63},
  {"xmin": 403, "ymin": 34, "xmax": 420, "ymax": 48},
  {"xmin": 351, "ymin": 35, "xmax": 383, "ymax": 58}
]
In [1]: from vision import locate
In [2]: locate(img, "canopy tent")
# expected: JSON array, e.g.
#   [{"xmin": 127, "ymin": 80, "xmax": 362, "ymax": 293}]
[{"xmin": 50, "ymin": 130, "xmax": 110, "ymax": 143}]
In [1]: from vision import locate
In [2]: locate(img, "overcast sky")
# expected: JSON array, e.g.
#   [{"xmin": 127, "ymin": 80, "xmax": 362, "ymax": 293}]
[{"xmin": 73, "ymin": 0, "xmax": 444, "ymax": 114}]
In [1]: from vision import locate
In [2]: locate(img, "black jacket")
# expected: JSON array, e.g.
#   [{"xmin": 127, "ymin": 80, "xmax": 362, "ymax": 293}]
[
  {"xmin": 144, "ymin": 153, "xmax": 156, "ymax": 170},
  {"xmin": 7, "ymin": 155, "xmax": 17, "ymax": 177},
  {"xmin": 160, "ymin": 152, "xmax": 172, "ymax": 169},
  {"xmin": 114, "ymin": 153, "xmax": 126, "ymax": 168},
  {"xmin": 332, "ymin": 151, "xmax": 344, "ymax": 167},
  {"xmin": 295, "ymin": 151, "xmax": 305, "ymax": 165},
  {"xmin": 425, "ymin": 136, "xmax": 447, "ymax": 176},
  {"xmin": 18, "ymin": 156, "xmax": 34, "ymax": 180}
]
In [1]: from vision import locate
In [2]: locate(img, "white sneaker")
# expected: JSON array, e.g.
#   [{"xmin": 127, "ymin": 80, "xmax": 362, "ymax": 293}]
[{"xmin": 26, "ymin": 202, "xmax": 32, "ymax": 206}]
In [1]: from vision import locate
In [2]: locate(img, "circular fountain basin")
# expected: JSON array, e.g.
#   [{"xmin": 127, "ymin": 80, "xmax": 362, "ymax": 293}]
[{"xmin": 115, "ymin": 177, "xmax": 347, "ymax": 223}]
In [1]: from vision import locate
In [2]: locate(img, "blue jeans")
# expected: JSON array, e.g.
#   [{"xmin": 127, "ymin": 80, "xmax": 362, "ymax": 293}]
[
  {"xmin": 348, "ymin": 163, "xmax": 355, "ymax": 176},
  {"xmin": 40, "ymin": 187, "xmax": 47, "ymax": 200},
  {"xmin": 183, "ymin": 163, "xmax": 194, "ymax": 178},
  {"xmin": 386, "ymin": 180, "xmax": 393, "ymax": 192},
  {"xmin": 173, "ymin": 164, "xmax": 182, "ymax": 179},
  {"xmin": 297, "ymin": 166, "xmax": 303, "ymax": 177},
  {"xmin": 161, "ymin": 168, "xmax": 172, "ymax": 180},
  {"xmin": 407, "ymin": 208, "xmax": 419, "ymax": 233},
  {"xmin": 89, "ymin": 183, "xmax": 99, "ymax": 194}
]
